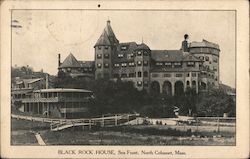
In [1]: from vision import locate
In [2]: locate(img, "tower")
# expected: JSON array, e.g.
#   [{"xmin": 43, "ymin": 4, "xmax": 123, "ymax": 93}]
[
  {"xmin": 134, "ymin": 43, "xmax": 151, "ymax": 91},
  {"xmin": 94, "ymin": 20, "xmax": 119, "ymax": 80},
  {"xmin": 189, "ymin": 39, "xmax": 220, "ymax": 89}
]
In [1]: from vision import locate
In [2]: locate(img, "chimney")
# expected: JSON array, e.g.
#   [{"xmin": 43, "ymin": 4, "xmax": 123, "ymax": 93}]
[
  {"xmin": 45, "ymin": 74, "xmax": 49, "ymax": 89},
  {"xmin": 181, "ymin": 34, "xmax": 189, "ymax": 52},
  {"xmin": 58, "ymin": 54, "xmax": 61, "ymax": 67}
]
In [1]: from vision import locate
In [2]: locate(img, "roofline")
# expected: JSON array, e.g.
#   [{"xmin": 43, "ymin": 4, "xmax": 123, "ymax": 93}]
[
  {"xmin": 189, "ymin": 46, "xmax": 220, "ymax": 51},
  {"xmin": 33, "ymin": 88, "xmax": 92, "ymax": 93}
]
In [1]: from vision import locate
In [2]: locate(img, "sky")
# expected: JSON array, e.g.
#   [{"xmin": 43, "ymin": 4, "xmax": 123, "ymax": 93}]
[{"xmin": 12, "ymin": 10, "xmax": 236, "ymax": 88}]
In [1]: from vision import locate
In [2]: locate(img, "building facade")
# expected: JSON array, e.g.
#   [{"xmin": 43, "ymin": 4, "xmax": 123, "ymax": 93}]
[
  {"xmin": 59, "ymin": 20, "xmax": 220, "ymax": 95},
  {"xmin": 20, "ymin": 88, "xmax": 94, "ymax": 118}
]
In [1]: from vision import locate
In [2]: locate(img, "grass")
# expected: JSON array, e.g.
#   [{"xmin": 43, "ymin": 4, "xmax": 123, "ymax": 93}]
[{"xmin": 11, "ymin": 118, "xmax": 236, "ymax": 146}]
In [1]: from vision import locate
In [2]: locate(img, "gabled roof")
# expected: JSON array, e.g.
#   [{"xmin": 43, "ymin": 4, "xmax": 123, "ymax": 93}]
[
  {"xmin": 94, "ymin": 30, "xmax": 111, "ymax": 47},
  {"xmin": 113, "ymin": 42, "xmax": 138, "ymax": 62},
  {"xmin": 78, "ymin": 61, "xmax": 95, "ymax": 68},
  {"xmin": 182, "ymin": 53, "xmax": 202, "ymax": 62},
  {"xmin": 136, "ymin": 43, "xmax": 150, "ymax": 50},
  {"xmin": 59, "ymin": 53, "xmax": 81, "ymax": 68},
  {"xmin": 151, "ymin": 50, "xmax": 201, "ymax": 62},
  {"xmin": 151, "ymin": 50, "xmax": 184, "ymax": 62}
]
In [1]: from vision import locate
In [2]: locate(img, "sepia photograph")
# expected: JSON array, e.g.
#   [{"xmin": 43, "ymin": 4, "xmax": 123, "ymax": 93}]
[
  {"xmin": 1, "ymin": 0, "xmax": 249, "ymax": 158},
  {"xmin": 10, "ymin": 9, "xmax": 237, "ymax": 146}
]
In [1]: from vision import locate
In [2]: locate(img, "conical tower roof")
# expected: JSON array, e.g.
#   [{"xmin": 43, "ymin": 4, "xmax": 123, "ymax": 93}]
[
  {"xmin": 94, "ymin": 30, "xmax": 111, "ymax": 47},
  {"xmin": 104, "ymin": 20, "xmax": 119, "ymax": 44},
  {"xmin": 94, "ymin": 20, "xmax": 119, "ymax": 47},
  {"xmin": 59, "ymin": 53, "xmax": 81, "ymax": 68}
]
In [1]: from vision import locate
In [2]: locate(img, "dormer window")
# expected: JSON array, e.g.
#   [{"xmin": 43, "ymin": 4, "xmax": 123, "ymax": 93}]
[
  {"xmin": 187, "ymin": 62, "xmax": 195, "ymax": 67},
  {"xmin": 174, "ymin": 62, "xmax": 182, "ymax": 67},
  {"xmin": 156, "ymin": 62, "xmax": 163, "ymax": 66},
  {"xmin": 165, "ymin": 62, "xmax": 171, "ymax": 67},
  {"xmin": 121, "ymin": 46, "xmax": 128, "ymax": 50}
]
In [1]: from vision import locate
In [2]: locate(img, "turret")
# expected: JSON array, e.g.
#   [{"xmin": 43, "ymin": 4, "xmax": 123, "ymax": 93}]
[
  {"xmin": 181, "ymin": 34, "xmax": 189, "ymax": 52},
  {"xmin": 94, "ymin": 20, "xmax": 119, "ymax": 80}
]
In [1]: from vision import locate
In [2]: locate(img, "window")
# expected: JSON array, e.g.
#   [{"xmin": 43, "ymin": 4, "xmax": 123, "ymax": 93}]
[
  {"xmin": 121, "ymin": 63, "xmax": 127, "ymax": 67},
  {"xmin": 105, "ymin": 46, "xmax": 109, "ymax": 50},
  {"xmin": 156, "ymin": 62, "xmax": 163, "ymax": 66},
  {"xmin": 137, "ymin": 51, "xmax": 142, "ymax": 56},
  {"xmin": 67, "ymin": 68, "xmax": 71, "ymax": 72},
  {"xmin": 118, "ymin": 54, "xmax": 124, "ymax": 58},
  {"xmin": 121, "ymin": 46, "xmax": 128, "ymax": 50},
  {"xmin": 199, "ymin": 56, "xmax": 204, "ymax": 60},
  {"xmin": 137, "ymin": 81, "xmax": 142, "ymax": 86},
  {"xmin": 143, "ymin": 71, "xmax": 148, "ymax": 77},
  {"xmin": 186, "ymin": 81, "xmax": 190, "ymax": 86},
  {"xmin": 164, "ymin": 74, "xmax": 171, "ymax": 77},
  {"xmin": 187, "ymin": 62, "xmax": 195, "ymax": 67},
  {"xmin": 165, "ymin": 62, "xmax": 171, "ymax": 66},
  {"xmin": 97, "ymin": 54, "xmax": 102, "ymax": 59},
  {"xmin": 144, "ymin": 81, "xmax": 149, "ymax": 86},
  {"xmin": 121, "ymin": 74, "xmax": 127, "ymax": 78},
  {"xmin": 174, "ymin": 62, "xmax": 182, "ymax": 67},
  {"xmin": 138, "ymin": 71, "xmax": 142, "ymax": 77},
  {"xmin": 186, "ymin": 73, "xmax": 190, "ymax": 77},
  {"xmin": 97, "ymin": 63, "xmax": 102, "ymax": 68},
  {"xmin": 104, "ymin": 63, "xmax": 109, "ymax": 68},
  {"xmin": 129, "ymin": 73, "xmax": 135, "ymax": 77},
  {"xmin": 192, "ymin": 73, "xmax": 196, "ymax": 77},
  {"xmin": 114, "ymin": 63, "xmax": 120, "ymax": 67},
  {"xmin": 137, "ymin": 61, "xmax": 142, "ymax": 66},
  {"xmin": 113, "ymin": 74, "xmax": 119, "ymax": 78},
  {"xmin": 98, "ymin": 46, "xmax": 101, "ymax": 50},
  {"xmin": 143, "ymin": 61, "xmax": 148, "ymax": 66},
  {"xmin": 213, "ymin": 58, "xmax": 218, "ymax": 63},
  {"xmin": 143, "ymin": 51, "xmax": 148, "ymax": 56},
  {"xmin": 152, "ymin": 73, "xmax": 159, "ymax": 77},
  {"xmin": 175, "ymin": 73, "xmax": 183, "ymax": 77},
  {"xmin": 213, "ymin": 66, "xmax": 217, "ymax": 71},
  {"xmin": 104, "ymin": 54, "xmax": 109, "ymax": 58},
  {"xmin": 128, "ymin": 62, "xmax": 135, "ymax": 67},
  {"xmin": 205, "ymin": 56, "xmax": 209, "ymax": 61}
]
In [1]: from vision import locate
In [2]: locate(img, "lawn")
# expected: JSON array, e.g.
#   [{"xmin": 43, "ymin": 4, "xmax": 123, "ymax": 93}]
[{"xmin": 11, "ymin": 118, "xmax": 236, "ymax": 146}]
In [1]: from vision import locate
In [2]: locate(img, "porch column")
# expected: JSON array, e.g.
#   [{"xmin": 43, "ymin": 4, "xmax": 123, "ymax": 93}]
[{"xmin": 171, "ymin": 82, "xmax": 175, "ymax": 96}]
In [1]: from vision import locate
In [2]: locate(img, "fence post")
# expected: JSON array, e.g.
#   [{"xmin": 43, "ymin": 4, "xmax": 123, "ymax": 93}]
[
  {"xmin": 89, "ymin": 119, "xmax": 92, "ymax": 130},
  {"xmin": 115, "ymin": 114, "xmax": 117, "ymax": 126},
  {"xmin": 217, "ymin": 117, "xmax": 220, "ymax": 133},
  {"xmin": 102, "ymin": 115, "xmax": 104, "ymax": 127}
]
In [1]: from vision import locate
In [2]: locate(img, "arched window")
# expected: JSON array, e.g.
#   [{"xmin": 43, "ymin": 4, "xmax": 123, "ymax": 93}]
[
  {"xmin": 138, "ymin": 71, "xmax": 142, "ymax": 77},
  {"xmin": 186, "ymin": 81, "xmax": 190, "ymax": 86},
  {"xmin": 143, "ymin": 71, "xmax": 148, "ymax": 77}
]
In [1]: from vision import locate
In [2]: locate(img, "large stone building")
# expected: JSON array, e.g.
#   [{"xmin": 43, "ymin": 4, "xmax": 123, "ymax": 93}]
[{"xmin": 59, "ymin": 20, "xmax": 220, "ymax": 96}]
